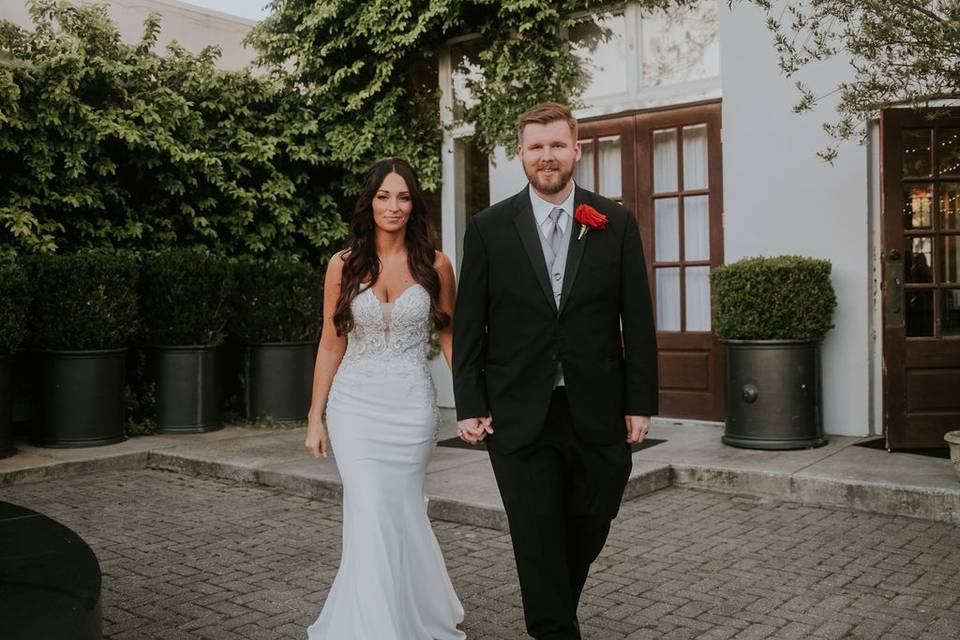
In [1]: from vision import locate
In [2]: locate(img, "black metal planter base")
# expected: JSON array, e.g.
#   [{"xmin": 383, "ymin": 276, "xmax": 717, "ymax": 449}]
[
  {"xmin": 721, "ymin": 434, "xmax": 829, "ymax": 450},
  {"xmin": 154, "ymin": 345, "xmax": 224, "ymax": 435},
  {"xmin": 722, "ymin": 339, "xmax": 828, "ymax": 451},
  {"xmin": 157, "ymin": 424, "xmax": 224, "ymax": 435},
  {"xmin": 34, "ymin": 349, "xmax": 127, "ymax": 448},
  {"xmin": 245, "ymin": 341, "xmax": 316, "ymax": 422}
]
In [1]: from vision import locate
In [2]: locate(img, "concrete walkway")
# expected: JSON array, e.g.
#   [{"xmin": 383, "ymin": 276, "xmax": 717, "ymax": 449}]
[{"xmin": 2, "ymin": 417, "xmax": 958, "ymax": 527}]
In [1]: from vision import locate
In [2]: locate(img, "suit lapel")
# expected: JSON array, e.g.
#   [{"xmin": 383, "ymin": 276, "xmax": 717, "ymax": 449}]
[
  {"xmin": 558, "ymin": 186, "xmax": 588, "ymax": 315},
  {"xmin": 513, "ymin": 187, "xmax": 558, "ymax": 312}
]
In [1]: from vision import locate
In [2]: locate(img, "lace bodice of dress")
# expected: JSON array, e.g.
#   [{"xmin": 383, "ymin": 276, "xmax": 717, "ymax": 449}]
[{"xmin": 339, "ymin": 284, "xmax": 432, "ymax": 375}]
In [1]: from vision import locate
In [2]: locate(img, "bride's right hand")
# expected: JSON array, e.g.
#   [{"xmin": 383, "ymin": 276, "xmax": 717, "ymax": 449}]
[{"xmin": 305, "ymin": 417, "xmax": 329, "ymax": 459}]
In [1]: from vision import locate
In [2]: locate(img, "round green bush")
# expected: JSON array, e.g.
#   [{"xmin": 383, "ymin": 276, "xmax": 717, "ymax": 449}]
[
  {"xmin": 230, "ymin": 258, "xmax": 324, "ymax": 343},
  {"xmin": 140, "ymin": 249, "xmax": 235, "ymax": 346},
  {"xmin": 711, "ymin": 256, "xmax": 837, "ymax": 341},
  {"xmin": 27, "ymin": 251, "xmax": 140, "ymax": 350},
  {"xmin": 0, "ymin": 262, "xmax": 31, "ymax": 356}
]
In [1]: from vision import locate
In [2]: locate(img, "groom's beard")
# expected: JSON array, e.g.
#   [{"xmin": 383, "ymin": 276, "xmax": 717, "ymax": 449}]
[{"xmin": 526, "ymin": 161, "xmax": 575, "ymax": 196}]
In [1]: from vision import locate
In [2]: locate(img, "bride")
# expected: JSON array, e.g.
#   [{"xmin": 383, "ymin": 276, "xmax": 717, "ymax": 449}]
[{"xmin": 304, "ymin": 158, "xmax": 470, "ymax": 639}]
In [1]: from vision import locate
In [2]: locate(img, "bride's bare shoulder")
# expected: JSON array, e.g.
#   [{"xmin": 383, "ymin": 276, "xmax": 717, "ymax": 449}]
[{"xmin": 326, "ymin": 249, "xmax": 351, "ymax": 277}]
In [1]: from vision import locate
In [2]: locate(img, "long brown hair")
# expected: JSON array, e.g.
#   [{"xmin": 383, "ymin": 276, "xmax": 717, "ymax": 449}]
[{"xmin": 333, "ymin": 158, "xmax": 449, "ymax": 336}]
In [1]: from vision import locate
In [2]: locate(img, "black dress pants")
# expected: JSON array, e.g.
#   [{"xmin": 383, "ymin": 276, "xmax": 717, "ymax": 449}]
[{"xmin": 488, "ymin": 388, "xmax": 632, "ymax": 640}]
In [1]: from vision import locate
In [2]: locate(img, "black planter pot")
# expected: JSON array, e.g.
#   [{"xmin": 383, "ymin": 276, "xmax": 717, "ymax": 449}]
[
  {"xmin": 154, "ymin": 345, "xmax": 224, "ymax": 434},
  {"xmin": 34, "ymin": 349, "xmax": 127, "ymax": 448},
  {"xmin": 245, "ymin": 341, "xmax": 316, "ymax": 422},
  {"xmin": 722, "ymin": 339, "xmax": 828, "ymax": 450},
  {"xmin": 0, "ymin": 355, "xmax": 13, "ymax": 458}
]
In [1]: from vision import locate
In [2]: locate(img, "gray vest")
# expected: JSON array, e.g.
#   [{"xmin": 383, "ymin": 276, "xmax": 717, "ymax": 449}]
[{"xmin": 537, "ymin": 207, "xmax": 569, "ymax": 386}]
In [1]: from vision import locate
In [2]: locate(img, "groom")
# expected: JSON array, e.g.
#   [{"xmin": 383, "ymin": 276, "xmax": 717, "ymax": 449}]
[{"xmin": 453, "ymin": 102, "xmax": 658, "ymax": 639}]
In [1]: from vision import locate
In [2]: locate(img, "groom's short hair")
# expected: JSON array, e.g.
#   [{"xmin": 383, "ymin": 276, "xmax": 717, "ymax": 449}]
[{"xmin": 518, "ymin": 103, "xmax": 578, "ymax": 143}]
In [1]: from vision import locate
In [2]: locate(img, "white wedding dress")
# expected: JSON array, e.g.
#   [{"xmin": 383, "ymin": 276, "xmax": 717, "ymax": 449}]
[{"xmin": 307, "ymin": 284, "xmax": 466, "ymax": 640}]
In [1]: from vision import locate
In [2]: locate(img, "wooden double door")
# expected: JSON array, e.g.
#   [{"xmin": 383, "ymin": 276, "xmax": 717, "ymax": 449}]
[
  {"xmin": 577, "ymin": 102, "xmax": 724, "ymax": 421},
  {"xmin": 882, "ymin": 109, "xmax": 960, "ymax": 448}
]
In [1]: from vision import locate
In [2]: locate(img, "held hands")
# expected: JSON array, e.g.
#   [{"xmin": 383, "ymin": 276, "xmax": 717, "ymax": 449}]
[
  {"xmin": 625, "ymin": 415, "xmax": 651, "ymax": 445},
  {"xmin": 305, "ymin": 415, "xmax": 329, "ymax": 459},
  {"xmin": 457, "ymin": 416, "xmax": 493, "ymax": 444}
]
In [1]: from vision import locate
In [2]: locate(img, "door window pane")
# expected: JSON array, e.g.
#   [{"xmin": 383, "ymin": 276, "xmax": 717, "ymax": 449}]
[
  {"xmin": 904, "ymin": 184, "xmax": 933, "ymax": 229},
  {"xmin": 575, "ymin": 140, "xmax": 594, "ymax": 190},
  {"xmin": 684, "ymin": 195, "xmax": 710, "ymax": 261},
  {"xmin": 686, "ymin": 266, "xmax": 711, "ymax": 331},
  {"xmin": 906, "ymin": 236, "xmax": 934, "ymax": 284},
  {"xmin": 942, "ymin": 289, "xmax": 960, "ymax": 336},
  {"xmin": 941, "ymin": 236, "xmax": 960, "ymax": 284},
  {"xmin": 653, "ymin": 129, "xmax": 678, "ymax": 193},
  {"xmin": 906, "ymin": 289, "xmax": 934, "ymax": 337},
  {"xmin": 655, "ymin": 198, "xmax": 679, "ymax": 261},
  {"xmin": 937, "ymin": 129, "xmax": 960, "ymax": 176},
  {"xmin": 903, "ymin": 129, "xmax": 932, "ymax": 177},
  {"xmin": 450, "ymin": 40, "xmax": 483, "ymax": 119},
  {"xmin": 570, "ymin": 13, "xmax": 628, "ymax": 99},
  {"xmin": 598, "ymin": 136, "xmax": 622, "ymax": 199},
  {"xmin": 682, "ymin": 124, "xmax": 709, "ymax": 190},
  {"xmin": 656, "ymin": 268, "xmax": 681, "ymax": 331},
  {"xmin": 640, "ymin": 2, "xmax": 720, "ymax": 87},
  {"xmin": 940, "ymin": 182, "xmax": 960, "ymax": 230}
]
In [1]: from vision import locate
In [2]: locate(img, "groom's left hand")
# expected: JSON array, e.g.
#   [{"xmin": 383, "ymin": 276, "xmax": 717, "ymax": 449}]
[{"xmin": 625, "ymin": 415, "xmax": 651, "ymax": 444}]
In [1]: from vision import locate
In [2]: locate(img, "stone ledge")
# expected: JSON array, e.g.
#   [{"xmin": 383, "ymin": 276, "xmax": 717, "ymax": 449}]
[
  {"xmin": 0, "ymin": 452, "xmax": 145, "ymax": 488},
  {"xmin": 672, "ymin": 463, "xmax": 960, "ymax": 525},
  {"xmin": 2, "ymin": 445, "xmax": 958, "ymax": 527}
]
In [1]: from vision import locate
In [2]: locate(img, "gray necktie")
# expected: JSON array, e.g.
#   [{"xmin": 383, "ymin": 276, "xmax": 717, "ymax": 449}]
[{"xmin": 548, "ymin": 207, "xmax": 564, "ymax": 265}]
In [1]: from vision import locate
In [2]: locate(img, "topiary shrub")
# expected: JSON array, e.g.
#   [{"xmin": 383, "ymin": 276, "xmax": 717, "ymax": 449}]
[
  {"xmin": 230, "ymin": 258, "xmax": 324, "ymax": 343},
  {"xmin": 0, "ymin": 262, "xmax": 31, "ymax": 356},
  {"xmin": 140, "ymin": 249, "xmax": 235, "ymax": 346},
  {"xmin": 27, "ymin": 251, "xmax": 140, "ymax": 350},
  {"xmin": 710, "ymin": 256, "xmax": 837, "ymax": 341}
]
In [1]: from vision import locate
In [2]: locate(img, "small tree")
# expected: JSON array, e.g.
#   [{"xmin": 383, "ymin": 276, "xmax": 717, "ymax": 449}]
[{"xmin": 743, "ymin": 0, "xmax": 960, "ymax": 161}]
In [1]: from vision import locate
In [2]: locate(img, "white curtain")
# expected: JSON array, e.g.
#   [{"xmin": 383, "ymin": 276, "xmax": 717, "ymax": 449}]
[
  {"xmin": 684, "ymin": 195, "xmax": 710, "ymax": 261},
  {"xmin": 598, "ymin": 136, "xmax": 622, "ymax": 198},
  {"xmin": 653, "ymin": 129, "xmax": 677, "ymax": 193},
  {"xmin": 682, "ymin": 124, "xmax": 709, "ymax": 190},
  {"xmin": 656, "ymin": 268, "xmax": 681, "ymax": 331},
  {"xmin": 655, "ymin": 198, "xmax": 679, "ymax": 262},
  {"xmin": 686, "ymin": 266, "xmax": 711, "ymax": 331},
  {"xmin": 575, "ymin": 140, "xmax": 594, "ymax": 190}
]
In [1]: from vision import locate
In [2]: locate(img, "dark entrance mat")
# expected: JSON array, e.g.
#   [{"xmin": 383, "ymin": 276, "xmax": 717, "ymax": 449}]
[
  {"xmin": 855, "ymin": 437, "xmax": 950, "ymax": 460},
  {"xmin": 437, "ymin": 436, "xmax": 667, "ymax": 453}
]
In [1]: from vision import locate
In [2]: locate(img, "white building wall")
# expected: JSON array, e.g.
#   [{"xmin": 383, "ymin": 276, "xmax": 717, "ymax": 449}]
[
  {"xmin": 0, "ymin": 0, "xmax": 257, "ymax": 71},
  {"xmin": 719, "ymin": 3, "xmax": 872, "ymax": 436}
]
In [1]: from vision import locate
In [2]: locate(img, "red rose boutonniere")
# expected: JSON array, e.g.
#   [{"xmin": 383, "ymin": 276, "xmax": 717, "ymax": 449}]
[{"xmin": 574, "ymin": 204, "xmax": 607, "ymax": 240}]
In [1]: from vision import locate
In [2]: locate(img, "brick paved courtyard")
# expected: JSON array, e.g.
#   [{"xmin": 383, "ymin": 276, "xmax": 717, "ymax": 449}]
[{"xmin": 2, "ymin": 469, "xmax": 959, "ymax": 639}]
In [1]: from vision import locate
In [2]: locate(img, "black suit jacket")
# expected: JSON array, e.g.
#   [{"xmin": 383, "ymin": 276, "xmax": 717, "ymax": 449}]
[{"xmin": 452, "ymin": 185, "xmax": 658, "ymax": 454}]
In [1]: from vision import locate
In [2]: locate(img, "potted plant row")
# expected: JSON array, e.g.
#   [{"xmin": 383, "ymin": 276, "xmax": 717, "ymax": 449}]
[
  {"xmin": 0, "ymin": 262, "xmax": 31, "ymax": 458},
  {"xmin": 140, "ymin": 249, "xmax": 234, "ymax": 434},
  {"xmin": 711, "ymin": 255, "xmax": 837, "ymax": 450},
  {"xmin": 231, "ymin": 258, "xmax": 323, "ymax": 422},
  {"xmin": 27, "ymin": 251, "xmax": 140, "ymax": 447}
]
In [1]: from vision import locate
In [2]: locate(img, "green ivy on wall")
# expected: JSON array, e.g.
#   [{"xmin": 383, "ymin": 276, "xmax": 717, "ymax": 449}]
[
  {"xmin": 0, "ymin": 1, "xmax": 349, "ymax": 262},
  {"xmin": 249, "ymin": 0, "xmax": 697, "ymax": 189},
  {"xmin": 0, "ymin": 0, "xmax": 703, "ymax": 262}
]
